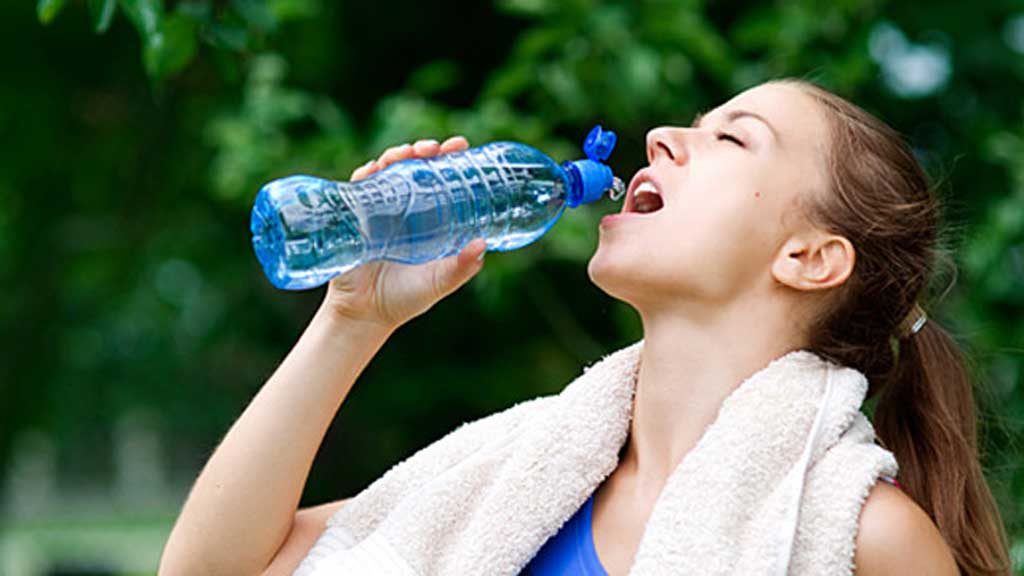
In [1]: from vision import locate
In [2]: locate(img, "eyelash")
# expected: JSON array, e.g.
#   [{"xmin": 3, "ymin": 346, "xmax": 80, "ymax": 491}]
[{"xmin": 717, "ymin": 132, "xmax": 744, "ymax": 147}]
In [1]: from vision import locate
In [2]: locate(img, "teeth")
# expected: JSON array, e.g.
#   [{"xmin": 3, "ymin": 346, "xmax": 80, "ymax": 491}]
[
  {"xmin": 635, "ymin": 181, "xmax": 659, "ymax": 196},
  {"xmin": 630, "ymin": 180, "xmax": 665, "ymax": 214}
]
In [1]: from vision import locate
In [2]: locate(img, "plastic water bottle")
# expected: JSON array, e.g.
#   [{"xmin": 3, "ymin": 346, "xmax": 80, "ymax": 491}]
[{"xmin": 250, "ymin": 125, "xmax": 626, "ymax": 290}]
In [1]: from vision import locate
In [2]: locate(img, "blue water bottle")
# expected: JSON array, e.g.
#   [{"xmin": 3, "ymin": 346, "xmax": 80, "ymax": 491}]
[{"xmin": 250, "ymin": 125, "xmax": 625, "ymax": 290}]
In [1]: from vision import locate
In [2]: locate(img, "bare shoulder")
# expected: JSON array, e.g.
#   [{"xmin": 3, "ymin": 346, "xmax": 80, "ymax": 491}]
[{"xmin": 854, "ymin": 481, "xmax": 958, "ymax": 575}]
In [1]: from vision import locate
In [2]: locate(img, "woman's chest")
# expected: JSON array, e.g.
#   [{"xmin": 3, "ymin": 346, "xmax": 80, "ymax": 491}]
[{"xmin": 590, "ymin": 470, "xmax": 662, "ymax": 576}]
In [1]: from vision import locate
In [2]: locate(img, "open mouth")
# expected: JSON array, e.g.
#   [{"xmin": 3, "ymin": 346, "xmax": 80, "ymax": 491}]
[{"xmin": 626, "ymin": 180, "xmax": 665, "ymax": 214}]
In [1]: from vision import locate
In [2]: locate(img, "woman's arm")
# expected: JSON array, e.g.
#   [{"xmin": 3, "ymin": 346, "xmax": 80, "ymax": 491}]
[
  {"xmin": 854, "ymin": 481, "xmax": 959, "ymax": 575},
  {"xmin": 158, "ymin": 305, "xmax": 393, "ymax": 576},
  {"xmin": 159, "ymin": 135, "xmax": 483, "ymax": 576},
  {"xmin": 261, "ymin": 498, "xmax": 350, "ymax": 576}
]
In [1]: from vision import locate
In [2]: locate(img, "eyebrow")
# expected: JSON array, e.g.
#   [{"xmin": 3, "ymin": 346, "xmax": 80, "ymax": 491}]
[{"xmin": 691, "ymin": 109, "xmax": 782, "ymax": 144}]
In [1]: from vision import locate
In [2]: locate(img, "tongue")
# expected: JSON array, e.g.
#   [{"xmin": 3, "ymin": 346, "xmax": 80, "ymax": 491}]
[{"xmin": 635, "ymin": 193, "xmax": 664, "ymax": 214}]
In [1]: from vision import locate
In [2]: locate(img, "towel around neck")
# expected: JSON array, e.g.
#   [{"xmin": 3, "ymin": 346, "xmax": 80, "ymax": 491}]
[{"xmin": 295, "ymin": 339, "xmax": 897, "ymax": 576}]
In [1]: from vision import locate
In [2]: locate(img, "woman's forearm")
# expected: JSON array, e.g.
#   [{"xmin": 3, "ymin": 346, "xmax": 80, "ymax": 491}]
[{"xmin": 159, "ymin": 303, "xmax": 395, "ymax": 576}]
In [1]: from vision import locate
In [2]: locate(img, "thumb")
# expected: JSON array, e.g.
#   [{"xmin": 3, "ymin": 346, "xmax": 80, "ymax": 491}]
[{"xmin": 430, "ymin": 238, "xmax": 487, "ymax": 298}]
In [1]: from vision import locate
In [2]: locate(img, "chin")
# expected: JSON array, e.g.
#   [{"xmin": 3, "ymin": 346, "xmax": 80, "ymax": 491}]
[
  {"xmin": 588, "ymin": 242, "xmax": 706, "ymax": 313},
  {"xmin": 587, "ymin": 247, "xmax": 644, "ymax": 305}
]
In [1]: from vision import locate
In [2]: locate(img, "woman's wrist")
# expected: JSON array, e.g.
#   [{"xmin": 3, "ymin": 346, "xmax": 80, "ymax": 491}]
[{"xmin": 312, "ymin": 300, "xmax": 397, "ymax": 345}]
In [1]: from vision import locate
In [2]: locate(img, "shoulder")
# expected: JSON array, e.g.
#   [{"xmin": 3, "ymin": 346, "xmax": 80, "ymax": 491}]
[{"xmin": 853, "ymin": 481, "xmax": 959, "ymax": 575}]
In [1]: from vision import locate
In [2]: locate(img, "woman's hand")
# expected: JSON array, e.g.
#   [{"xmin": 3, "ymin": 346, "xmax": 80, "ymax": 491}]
[{"xmin": 320, "ymin": 136, "xmax": 487, "ymax": 330}]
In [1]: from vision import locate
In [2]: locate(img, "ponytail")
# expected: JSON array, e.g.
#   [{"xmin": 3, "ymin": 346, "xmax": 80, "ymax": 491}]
[
  {"xmin": 874, "ymin": 319, "xmax": 1011, "ymax": 575},
  {"xmin": 778, "ymin": 77, "xmax": 1011, "ymax": 574}
]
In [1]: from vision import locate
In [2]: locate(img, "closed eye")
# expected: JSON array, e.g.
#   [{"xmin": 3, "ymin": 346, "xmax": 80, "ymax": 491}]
[{"xmin": 717, "ymin": 132, "xmax": 744, "ymax": 147}]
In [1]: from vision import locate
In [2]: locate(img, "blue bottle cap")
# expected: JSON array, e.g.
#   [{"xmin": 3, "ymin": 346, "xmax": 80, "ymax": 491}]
[
  {"xmin": 583, "ymin": 124, "xmax": 617, "ymax": 162},
  {"xmin": 564, "ymin": 124, "xmax": 618, "ymax": 207}
]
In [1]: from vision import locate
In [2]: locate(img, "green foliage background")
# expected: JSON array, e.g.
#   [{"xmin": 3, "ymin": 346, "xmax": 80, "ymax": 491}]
[{"xmin": 3, "ymin": 0, "xmax": 1023, "ymax": 569}]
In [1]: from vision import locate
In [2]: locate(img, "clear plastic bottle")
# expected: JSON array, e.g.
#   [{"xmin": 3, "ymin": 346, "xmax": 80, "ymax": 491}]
[{"xmin": 251, "ymin": 125, "xmax": 625, "ymax": 290}]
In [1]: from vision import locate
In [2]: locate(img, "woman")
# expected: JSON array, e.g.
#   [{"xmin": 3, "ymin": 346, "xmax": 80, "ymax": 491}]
[{"xmin": 159, "ymin": 79, "xmax": 1011, "ymax": 575}]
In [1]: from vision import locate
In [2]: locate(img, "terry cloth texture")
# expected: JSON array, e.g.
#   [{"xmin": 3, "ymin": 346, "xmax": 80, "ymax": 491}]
[{"xmin": 294, "ymin": 339, "xmax": 897, "ymax": 576}]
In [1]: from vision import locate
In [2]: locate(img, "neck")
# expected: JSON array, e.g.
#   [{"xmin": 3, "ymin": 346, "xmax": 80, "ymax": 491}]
[{"xmin": 619, "ymin": 300, "xmax": 805, "ymax": 498}]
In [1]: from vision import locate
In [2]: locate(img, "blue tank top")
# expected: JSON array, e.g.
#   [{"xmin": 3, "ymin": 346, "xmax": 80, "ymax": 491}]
[
  {"xmin": 521, "ymin": 490, "xmax": 609, "ymax": 576},
  {"xmin": 520, "ymin": 475, "xmax": 902, "ymax": 575}
]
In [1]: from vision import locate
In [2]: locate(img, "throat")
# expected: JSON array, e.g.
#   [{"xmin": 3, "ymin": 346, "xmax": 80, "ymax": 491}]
[{"xmin": 624, "ymin": 372, "xmax": 720, "ymax": 483}]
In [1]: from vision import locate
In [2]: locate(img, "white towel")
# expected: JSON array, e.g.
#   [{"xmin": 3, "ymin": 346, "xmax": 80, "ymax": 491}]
[{"xmin": 294, "ymin": 339, "xmax": 897, "ymax": 575}]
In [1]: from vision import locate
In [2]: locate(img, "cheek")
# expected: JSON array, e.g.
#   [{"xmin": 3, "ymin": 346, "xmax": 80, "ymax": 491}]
[
  {"xmin": 664, "ymin": 188, "xmax": 762, "ymax": 247},
  {"xmin": 660, "ymin": 192, "xmax": 776, "ymax": 284},
  {"xmin": 588, "ymin": 187, "xmax": 778, "ymax": 302}
]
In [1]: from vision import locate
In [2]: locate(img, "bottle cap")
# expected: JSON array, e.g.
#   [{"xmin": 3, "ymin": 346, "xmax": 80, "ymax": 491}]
[
  {"xmin": 564, "ymin": 124, "xmax": 618, "ymax": 207},
  {"xmin": 583, "ymin": 125, "xmax": 617, "ymax": 162}
]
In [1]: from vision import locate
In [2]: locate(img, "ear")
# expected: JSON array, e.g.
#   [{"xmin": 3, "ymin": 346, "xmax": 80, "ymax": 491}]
[{"xmin": 771, "ymin": 231, "xmax": 855, "ymax": 292}]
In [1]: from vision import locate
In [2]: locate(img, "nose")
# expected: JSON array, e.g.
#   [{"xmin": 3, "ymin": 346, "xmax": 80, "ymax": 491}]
[{"xmin": 646, "ymin": 126, "xmax": 690, "ymax": 166}]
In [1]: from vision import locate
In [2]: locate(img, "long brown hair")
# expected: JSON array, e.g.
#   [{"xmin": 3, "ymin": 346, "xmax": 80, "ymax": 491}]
[{"xmin": 779, "ymin": 78, "xmax": 1011, "ymax": 575}]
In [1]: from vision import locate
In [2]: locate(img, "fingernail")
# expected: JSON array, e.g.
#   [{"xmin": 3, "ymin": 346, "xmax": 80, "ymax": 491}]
[{"xmin": 476, "ymin": 250, "xmax": 486, "ymax": 262}]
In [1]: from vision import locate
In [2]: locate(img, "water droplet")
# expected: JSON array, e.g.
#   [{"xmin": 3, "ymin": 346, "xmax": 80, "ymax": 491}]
[{"xmin": 608, "ymin": 177, "xmax": 626, "ymax": 201}]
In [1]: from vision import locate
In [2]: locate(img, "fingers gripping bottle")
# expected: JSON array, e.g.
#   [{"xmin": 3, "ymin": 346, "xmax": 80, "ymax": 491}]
[{"xmin": 250, "ymin": 125, "xmax": 626, "ymax": 290}]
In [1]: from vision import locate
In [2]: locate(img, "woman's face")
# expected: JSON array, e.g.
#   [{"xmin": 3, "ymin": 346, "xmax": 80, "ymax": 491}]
[{"xmin": 588, "ymin": 82, "xmax": 833, "ymax": 314}]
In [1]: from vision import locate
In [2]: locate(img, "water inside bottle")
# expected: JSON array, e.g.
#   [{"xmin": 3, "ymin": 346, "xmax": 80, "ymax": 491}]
[
  {"xmin": 252, "ymin": 142, "xmax": 623, "ymax": 290},
  {"xmin": 251, "ymin": 176, "xmax": 368, "ymax": 289}
]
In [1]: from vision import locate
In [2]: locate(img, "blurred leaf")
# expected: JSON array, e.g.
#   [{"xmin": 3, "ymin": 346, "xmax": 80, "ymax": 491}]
[
  {"xmin": 143, "ymin": 13, "xmax": 197, "ymax": 79},
  {"xmin": 175, "ymin": 0, "xmax": 211, "ymax": 22},
  {"xmin": 540, "ymin": 208, "xmax": 598, "ymax": 262},
  {"xmin": 515, "ymin": 26, "xmax": 571, "ymax": 60},
  {"xmin": 88, "ymin": 0, "xmax": 117, "ymax": 33},
  {"xmin": 496, "ymin": 0, "xmax": 556, "ymax": 17},
  {"xmin": 615, "ymin": 44, "xmax": 661, "ymax": 111},
  {"xmin": 369, "ymin": 95, "xmax": 450, "ymax": 152},
  {"xmin": 205, "ymin": 53, "xmax": 353, "ymax": 201},
  {"xmin": 36, "ymin": 0, "xmax": 68, "ymax": 24},
  {"xmin": 481, "ymin": 62, "xmax": 533, "ymax": 101},
  {"xmin": 409, "ymin": 60, "xmax": 461, "ymax": 97},
  {"xmin": 119, "ymin": 0, "xmax": 161, "ymax": 36},
  {"xmin": 269, "ymin": 0, "xmax": 319, "ymax": 21},
  {"xmin": 731, "ymin": 6, "xmax": 781, "ymax": 51},
  {"xmin": 232, "ymin": 0, "xmax": 276, "ymax": 33},
  {"xmin": 208, "ymin": 21, "xmax": 250, "ymax": 52}
]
